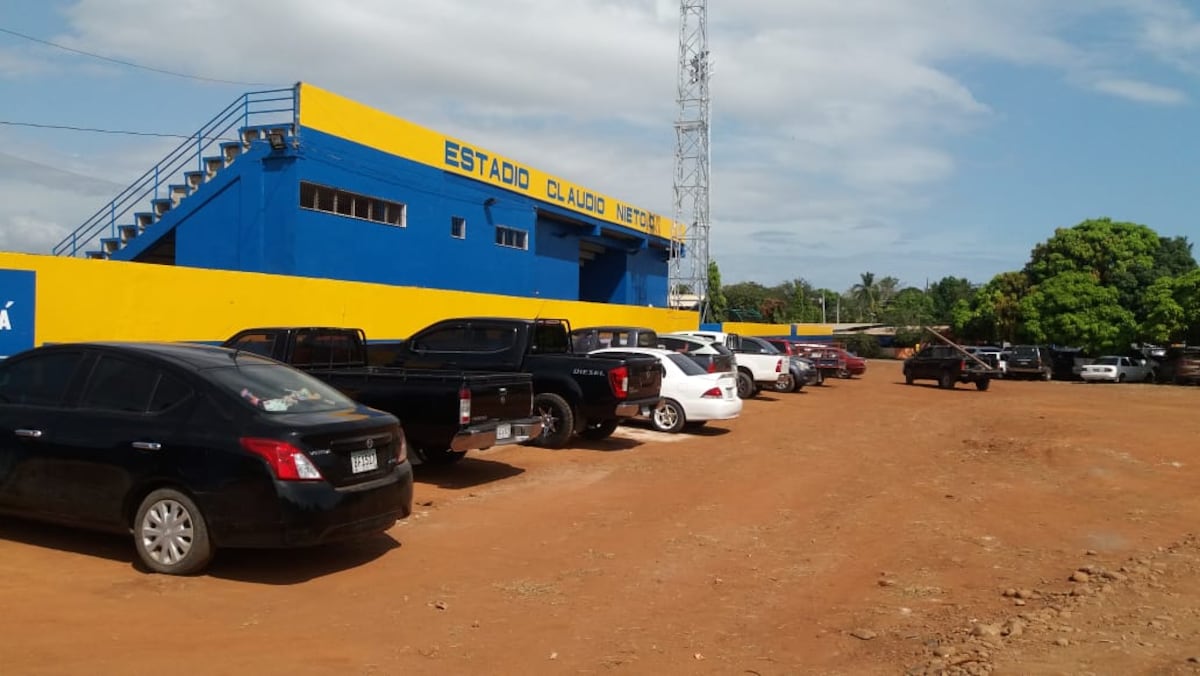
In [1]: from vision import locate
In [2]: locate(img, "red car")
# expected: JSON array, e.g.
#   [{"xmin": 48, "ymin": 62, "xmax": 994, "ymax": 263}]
[
  {"xmin": 787, "ymin": 343, "xmax": 867, "ymax": 379},
  {"xmin": 830, "ymin": 347, "xmax": 867, "ymax": 378}
]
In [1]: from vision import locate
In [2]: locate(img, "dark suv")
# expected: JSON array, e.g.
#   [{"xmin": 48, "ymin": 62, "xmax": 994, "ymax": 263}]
[{"xmin": 1006, "ymin": 345, "xmax": 1054, "ymax": 380}]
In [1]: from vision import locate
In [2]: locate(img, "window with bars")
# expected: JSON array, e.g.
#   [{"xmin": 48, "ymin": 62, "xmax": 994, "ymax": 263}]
[
  {"xmin": 495, "ymin": 225, "xmax": 528, "ymax": 250},
  {"xmin": 300, "ymin": 182, "xmax": 406, "ymax": 227},
  {"xmin": 451, "ymin": 216, "xmax": 466, "ymax": 239}
]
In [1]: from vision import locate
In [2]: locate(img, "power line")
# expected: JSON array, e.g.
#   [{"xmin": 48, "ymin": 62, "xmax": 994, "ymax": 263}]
[
  {"xmin": 0, "ymin": 26, "xmax": 279, "ymax": 87},
  {"xmin": 0, "ymin": 119, "xmax": 233, "ymax": 141}
]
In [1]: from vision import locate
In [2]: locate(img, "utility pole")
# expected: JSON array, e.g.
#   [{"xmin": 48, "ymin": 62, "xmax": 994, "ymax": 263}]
[{"xmin": 668, "ymin": 0, "xmax": 712, "ymax": 322}]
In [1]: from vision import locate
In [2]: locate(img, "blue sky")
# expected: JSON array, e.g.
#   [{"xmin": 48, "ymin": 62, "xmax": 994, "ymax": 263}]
[{"xmin": 1, "ymin": 0, "xmax": 1199, "ymax": 293}]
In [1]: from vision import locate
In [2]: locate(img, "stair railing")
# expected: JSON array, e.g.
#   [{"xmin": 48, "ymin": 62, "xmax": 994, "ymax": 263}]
[{"xmin": 53, "ymin": 84, "xmax": 299, "ymax": 257}]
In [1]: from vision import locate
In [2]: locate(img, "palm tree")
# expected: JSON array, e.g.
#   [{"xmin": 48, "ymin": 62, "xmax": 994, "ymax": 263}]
[{"xmin": 851, "ymin": 272, "xmax": 880, "ymax": 321}]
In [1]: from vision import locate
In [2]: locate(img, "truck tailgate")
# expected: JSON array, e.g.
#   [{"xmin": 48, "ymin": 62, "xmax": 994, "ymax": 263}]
[
  {"xmin": 462, "ymin": 372, "xmax": 535, "ymax": 421},
  {"xmin": 623, "ymin": 356, "xmax": 663, "ymax": 401}
]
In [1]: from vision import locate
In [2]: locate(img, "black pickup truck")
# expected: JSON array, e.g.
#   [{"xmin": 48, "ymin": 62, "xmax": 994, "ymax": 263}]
[
  {"xmin": 902, "ymin": 345, "xmax": 999, "ymax": 390},
  {"xmin": 223, "ymin": 327, "xmax": 544, "ymax": 464},
  {"xmin": 385, "ymin": 317, "xmax": 663, "ymax": 448}
]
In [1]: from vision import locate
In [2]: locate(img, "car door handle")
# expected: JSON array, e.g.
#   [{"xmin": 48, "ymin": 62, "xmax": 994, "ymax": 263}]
[
  {"xmin": 14, "ymin": 428, "xmax": 43, "ymax": 439},
  {"xmin": 131, "ymin": 441, "xmax": 162, "ymax": 451}
]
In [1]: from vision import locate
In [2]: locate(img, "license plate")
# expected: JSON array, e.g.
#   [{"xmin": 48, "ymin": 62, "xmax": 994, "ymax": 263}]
[
  {"xmin": 496, "ymin": 423, "xmax": 512, "ymax": 440},
  {"xmin": 350, "ymin": 449, "xmax": 378, "ymax": 473}
]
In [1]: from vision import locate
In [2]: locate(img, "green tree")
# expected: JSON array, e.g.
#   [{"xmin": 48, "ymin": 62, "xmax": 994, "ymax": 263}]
[
  {"xmin": 1025, "ymin": 218, "xmax": 1161, "ymax": 319},
  {"xmin": 882, "ymin": 287, "xmax": 934, "ymax": 329},
  {"xmin": 773, "ymin": 278, "xmax": 818, "ymax": 322},
  {"xmin": 706, "ymin": 260, "xmax": 727, "ymax": 322},
  {"xmin": 851, "ymin": 272, "xmax": 879, "ymax": 321},
  {"xmin": 1141, "ymin": 268, "xmax": 1200, "ymax": 344},
  {"xmin": 952, "ymin": 271, "xmax": 1029, "ymax": 344},
  {"xmin": 723, "ymin": 282, "xmax": 773, "ymax": 321},
  {"xmin": 1019, "ymin": 272, "xmax": 1136, "ymax": 353},
  {"xmin": 1152, "ymin": 236, "xmax": 1198, "ymax": 280},
  {"xmin": 928, "ymin": 276, "xmax": 976, "ymax": 323}
]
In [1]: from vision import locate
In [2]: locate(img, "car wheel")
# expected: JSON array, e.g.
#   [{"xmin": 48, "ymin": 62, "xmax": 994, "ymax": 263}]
[
  {"xmin": 773, "ymin": 374, "xmax": 795, "ymax": 392},
  {"xmin": 134, "ymin": 488, "xmax": 213, "ymax": 576},
  {"xmin": 579, "ymin": 418, "xmax": 619, "ymax": 440},
  {"xmin": 975, "ymin": 378, "xmax": 990, "ymax": 391},
  {"xmin": 837, "ymin": 368, "xmax": 851, "ymax": 379},
  {"xmin": 736, "ymin": 371, "xmax": 756, "ymax": 399},
  {"xmin": 1118, "ymin": 373, "xmax": 1126, "ymax": 383},
  {"xmin": 651, "ymin": 399, "xmax": 686, "ymax": 433},
  {"xmin": 1146, "ymin": 370, "xmax": 1157, "ymax": 384},
  {"xmin": 904, "ymin": 369, "xmax": 914, "ymax": 385},
  {"xmin": 939, "ymin": 371, "xmax": 955, "ymax": 389},
  {"xmin": 531, "ymin": 392, "xmax": 575, "ymax": 449},
  {"xmin": 1041, "ymin": 369, "xmax": 1052, "ymax": 381},
  {"xmin": 420, "ymin": 448, "xmax": 467, "ymax": 465}
]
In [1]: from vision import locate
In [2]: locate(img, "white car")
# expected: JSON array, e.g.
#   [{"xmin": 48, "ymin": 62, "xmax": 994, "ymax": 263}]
[
  {"xmin": 1080, "ymin": 355, "xmax": 1156, "ymax": 383},
  {"xmin": 589, "ymin": 347, "xmax": 742, "ymax": 433},
  {"xmin": 665, "ymin": 331, "xmax": 786, "ymax": 398}
]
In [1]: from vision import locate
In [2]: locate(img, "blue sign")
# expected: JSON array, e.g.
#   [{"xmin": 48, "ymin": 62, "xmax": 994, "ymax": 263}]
[{"xmin": 0, "ymin": 270, "xmax": 36, "ymax": 358}]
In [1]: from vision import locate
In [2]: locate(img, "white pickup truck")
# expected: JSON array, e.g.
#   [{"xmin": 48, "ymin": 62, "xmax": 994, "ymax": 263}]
[{"xmin": 665, "ymin": 331, "xmax": 786, "ymax": 398}]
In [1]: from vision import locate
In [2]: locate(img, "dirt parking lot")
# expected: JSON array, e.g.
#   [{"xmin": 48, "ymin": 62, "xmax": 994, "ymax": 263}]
[{"xmin": 2, "ymin": 359, "xmax": 1199, "ymax": 675}]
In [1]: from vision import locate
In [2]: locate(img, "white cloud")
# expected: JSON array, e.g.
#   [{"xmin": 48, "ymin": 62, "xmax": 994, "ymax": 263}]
[
  {"xmin": 0, "ymin": 0, "xmax": 1196, "ymax": 289},
  {"xmin": 1092, "ymin": 77, "xmax": 1188, "ymax": 104}
]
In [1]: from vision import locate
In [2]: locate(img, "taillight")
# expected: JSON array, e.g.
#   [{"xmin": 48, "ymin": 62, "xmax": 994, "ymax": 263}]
[
  {"xmin": 395, "ymin": 428, "xmax": 408, "ymax": 464},
  {"xmin": 459, "ymin": 386, "xmax": 471, "ymax": 424},
  {"xmin": 240, "ymin": 437, "xmax": 323, "ymax": 481},
  {"xmin": 776, "ymin": 358, "xmax": 783, "ymax": 372},
  {"xmin": 608, "ymin": 365, "xmax": 629, "ymax": 399},
  {"xmin": 701, "ymin": 386, "xmax": 722, "ymax": 398},
  {"xmin": 707, "ymin": 361, "xmax": 716, "ymax": 373},
  {"xmin": 960, "ymin": 360, "xmax": 966, "ymax": 371}
]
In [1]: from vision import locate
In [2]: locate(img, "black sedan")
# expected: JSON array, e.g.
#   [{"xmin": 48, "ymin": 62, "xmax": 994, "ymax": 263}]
[{"xmin": 0, "ymin": 342, "xmax": 413, "ymax": 574}]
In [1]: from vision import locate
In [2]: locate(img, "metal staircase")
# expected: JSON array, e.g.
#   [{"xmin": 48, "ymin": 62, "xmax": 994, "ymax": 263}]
[{"xmin": 52, "ymin": 85, "xmax": 300, "ymax": 260}]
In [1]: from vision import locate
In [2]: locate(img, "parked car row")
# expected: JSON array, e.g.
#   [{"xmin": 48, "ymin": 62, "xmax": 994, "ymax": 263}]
[
  {"xmin": 955, "ymin": 342, "xmax": 1200, "ymax": 385},
  {"xmin": 0, "ymin": 317, "xmax": 870, "ymax": 575},
  {"xmin": 570, "ymin": 326, "xmax": 869, "ymax": 430}
]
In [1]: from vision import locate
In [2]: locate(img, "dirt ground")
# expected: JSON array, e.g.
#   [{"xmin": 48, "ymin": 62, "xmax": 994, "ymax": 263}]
[{"xmin": 2, "ymin": 359, "xmax": 1200, "ymax": 675}]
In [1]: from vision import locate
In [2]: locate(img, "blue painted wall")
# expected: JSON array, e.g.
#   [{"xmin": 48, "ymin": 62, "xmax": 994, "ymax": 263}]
[{"xmin": 123, "ymin": 128, "xmax": 671, "ymax": 306}]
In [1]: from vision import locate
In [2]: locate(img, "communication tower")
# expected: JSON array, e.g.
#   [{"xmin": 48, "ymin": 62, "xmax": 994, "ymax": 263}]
[{"xmin": 668, "ymin": 0, "xmax": 712, "ymax": 320}]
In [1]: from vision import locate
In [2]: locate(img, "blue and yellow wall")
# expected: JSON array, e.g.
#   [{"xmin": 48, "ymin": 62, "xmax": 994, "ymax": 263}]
[
  {"xmin": 115, "ymin": 83, "xmax": 678, "ymax": 308},
  {"xmin": 0, "ymin": 252, "xmax": 700, "ymax": 358}
]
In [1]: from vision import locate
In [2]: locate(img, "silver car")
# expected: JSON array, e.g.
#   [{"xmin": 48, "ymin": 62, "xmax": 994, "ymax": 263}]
[{"xmin": 1080, "ymin": 356, "xmax": 1156, "ymax": 383}]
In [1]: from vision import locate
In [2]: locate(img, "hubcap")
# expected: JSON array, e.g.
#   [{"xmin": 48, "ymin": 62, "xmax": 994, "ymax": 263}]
[
  {"xmin": 141, "ymin": 499, "xmax": 194, "ymax": 566},
  {"xmin": 537, "ymin": 406, "xmax": 559, "ymax": 436},
  {"xmin": 655, "ymin": 403, "xmax": 679, "ymax": 429}
]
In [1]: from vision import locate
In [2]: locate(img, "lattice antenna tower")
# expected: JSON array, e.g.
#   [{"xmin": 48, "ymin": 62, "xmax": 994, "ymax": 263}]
[{"xmin": 669, "ymin": 0, "xmax": 712, "ymax": 321}]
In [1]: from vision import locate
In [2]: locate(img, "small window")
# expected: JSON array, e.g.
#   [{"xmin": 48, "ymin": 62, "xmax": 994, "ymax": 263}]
[
  {"xmin": 299, "ymin": 182, "xmax": 406, "ymax": 228},
  {"xmin": 0, "ymin": 351, "xmax": 85, "ymax": 407},
  {"xmin": 495, "ymin": 225, "xmax": 528, "ymax": 250},
  {"xmin": 739, "ymin": 340, "xmax": 764, "ymax": 354},
  {"xmin": 149, "ymin": 373, "xmax": 193, "ymax": 413},
  {"xmin": 451, "ymin": 216, "xmax": 466, "ymax": 239},
  {"xmin": 228, "ymin": 332, "xmax": 278, "ymax": 358},
  {"xmin": 81, "ymin": 356, "xmax": 158, "ymax": 413},
  {"xmin": 667, "ymin": 353, "xmax": 706, "ymax": 376}
]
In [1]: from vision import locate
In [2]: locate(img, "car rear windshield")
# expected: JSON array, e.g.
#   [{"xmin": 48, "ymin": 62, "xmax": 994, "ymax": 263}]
[
  {"xmin": 1012, "ymin": 346, "xmax": 1040, "ymax": 357},
  {"xmin": 1095, "ymin": 356, "xmax": 1121, "ymax": 365},
  {"xmin": 205, "ymin": 363, "xmax": 356, "ymax": 413},
  {"xmin": 667, "ymin": 353, "xmax": 707, "ymax": 376}
]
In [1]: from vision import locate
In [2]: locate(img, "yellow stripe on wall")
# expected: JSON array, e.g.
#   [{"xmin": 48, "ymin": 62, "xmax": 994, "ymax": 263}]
[
  {"xmin": 0, "ymin": 253, "xmax": 698, "ymax": 345},
  {"xmin": 720, "ymin": 322, "xmax": 836, "ymax": 337},
  {"xmin": 298, "ymin": 83, "xmax": 679, "ymax": 242}
]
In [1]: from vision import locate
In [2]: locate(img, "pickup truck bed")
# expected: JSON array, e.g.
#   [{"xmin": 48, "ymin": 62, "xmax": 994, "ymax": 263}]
[
  {"xmin": 388, "ymin": 317, "xmax": 663, "ymax": 448},
  {"xmin": 224, "ymin": 327, "xmax": 543, "ymax": 464}
]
